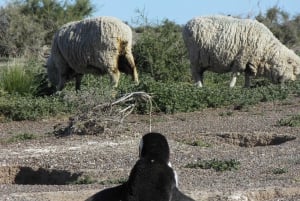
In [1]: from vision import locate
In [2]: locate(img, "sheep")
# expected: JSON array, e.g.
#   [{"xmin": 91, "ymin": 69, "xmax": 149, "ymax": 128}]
[
  {"xmin": 46, "ymin": 16, "xmax": 139, "ymax": 91},
  {"xmin": 182, "ymin": 15, "xmax": 300, "ymax": 88}
]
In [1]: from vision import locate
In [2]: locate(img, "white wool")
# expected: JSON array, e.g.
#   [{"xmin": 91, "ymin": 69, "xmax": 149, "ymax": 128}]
[
  {"xmin": 47, "ymin": 16, "xmax": 138, "ymax": 90},
  {"xmin": 182, "ymin": 15, "xmax": 300, "ymax": 87}
]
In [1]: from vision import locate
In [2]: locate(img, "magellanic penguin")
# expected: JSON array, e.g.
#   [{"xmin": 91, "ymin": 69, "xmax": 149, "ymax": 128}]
[{"xmin": 85, "ymin": 132, "xmax": 195, "ymax": 201}]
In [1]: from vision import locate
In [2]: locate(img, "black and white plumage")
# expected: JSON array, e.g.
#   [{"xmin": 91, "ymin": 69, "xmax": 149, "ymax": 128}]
[
  {"xmin": 85, "ymin": 132, "xmax": 195, "ymax": 201},
  {"xmin": 127, "ymin": 132, "xmax": 176, "ymax": 201}
]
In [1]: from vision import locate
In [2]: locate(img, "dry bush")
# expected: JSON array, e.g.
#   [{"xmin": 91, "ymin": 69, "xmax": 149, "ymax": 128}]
[{"xmin": 53, "ymin": 92, "xmax": 152, "ymax": 137}]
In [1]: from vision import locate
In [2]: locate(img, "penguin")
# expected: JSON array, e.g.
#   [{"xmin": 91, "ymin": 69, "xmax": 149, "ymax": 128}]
[
  {"xmin": 85, "ymin": 184, "xmax": 126, "ymax": 201},
  {"xmin": 85, "ymin": 132, "xmax": 195, "ymax": 201},
  {"xmin": 126, "ymin": 132, "xmax": 177, "ymax": 201}
]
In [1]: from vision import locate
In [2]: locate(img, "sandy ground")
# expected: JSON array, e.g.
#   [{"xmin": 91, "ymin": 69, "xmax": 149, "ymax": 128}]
[{"xmin": 0, "ymin": 96, "xmax": 300, "ymax": 201}]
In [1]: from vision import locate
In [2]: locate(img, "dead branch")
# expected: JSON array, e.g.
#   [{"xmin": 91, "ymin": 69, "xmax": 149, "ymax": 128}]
[{"xmin": 54, "ymin": 91, "xmax": 152, "ymax": 136}]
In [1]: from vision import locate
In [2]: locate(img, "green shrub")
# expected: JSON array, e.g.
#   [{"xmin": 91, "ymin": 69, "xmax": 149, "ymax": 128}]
[
  {"xmin": 0, "ymin": 71, "xmax": 298, "ymax": 121},
  {"xmin": 133, "ymin": 18, "xmax": 190, "ymax": 82},
  {"xmin": 181, "ymin": 139, "xmax": 211, "ymax": 148},
  {"xmin": 69, "ymin": 175, "xmax": 97, "ymax": 185},
  {"xmin": 6, "ymin": 133, "xmax": 37, "ymax": 143},
  {"xmin": 277, "ymin": 114, "xmax": 300, "ymax": 127},
  {"xmin": 0, "ymin": 94, "xmax": 76, "ymax": 121},
  {"xmin": 98, "ymin": 177, "xmax": 127, "ymax": 185},
  {"xmin": 116, "ymin": 76, "xmax": 294, "ymax": 114},
  {"xmin": 0, "ymin": 0, "xmax": 94, "ymax": 57},
  {"xmin": 272, "ymin": 167, "xmax": 288, "ymax": 174},
  {"xmin": 256, "ymin": 6, "xmax": 300, "ymax": 49},
  {"xmin": 185, "ymin": 159, "xmax": 240, "ymax": 172}
]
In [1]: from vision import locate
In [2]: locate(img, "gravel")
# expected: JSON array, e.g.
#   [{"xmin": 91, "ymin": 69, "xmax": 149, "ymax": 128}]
[{"xmin": 0, "ymin": 96, "xmax": 300, "ymax": 201}]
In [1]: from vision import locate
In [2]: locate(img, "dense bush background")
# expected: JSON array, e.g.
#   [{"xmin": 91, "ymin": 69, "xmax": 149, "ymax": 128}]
[
  {"xmin": 0, "ymin": 0, "xmax": 94, "ymax": 57},
  {"xmin": 0, "ymin": 1, "xmax": 300, "ymax": 120}
]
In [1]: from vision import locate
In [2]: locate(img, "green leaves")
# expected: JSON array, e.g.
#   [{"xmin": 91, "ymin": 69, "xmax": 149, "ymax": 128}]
[
  {"xmin": 0, "ymin": 93, "xmax": 75, "ymax": 121},
  {"xmin": 118, "ymin": 77, "xmax": 296, "ymax": 114},
  {"xmin": 133, "ymin": 19, "xmax": 190, "ymax": 82},
  {"xmin": 277, "ymin": 114, "xmax": 300, "ymax": 127},
  {"xmin": 0, "ymin": 0, "xmax": 94, "ymax": 56},
  {"xmin": 185, "ymin": 159, "xmax": 241, "ymax": 172}
]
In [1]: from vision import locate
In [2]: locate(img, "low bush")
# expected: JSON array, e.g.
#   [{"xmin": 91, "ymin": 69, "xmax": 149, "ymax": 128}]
[
  {"xmin": 4, "ymin": 133, "xmax": 37, "ymax": 143},
  {"xmin": 0, "ymin": 93, "xmax": 76, "ymax": 121},
  {"xmin": 133, "ymin": 18, "xmax": 190, "ymax": 82},
  {"xmin": 277, "ymin": 114, "xmax": 300, "ymax": 127},
  {"xmin": 117, "ymin": 75, "xmax": 294, "ymax": 114},
  {"xmin": 272, "ymin": 167, "xmax": 288, "ymax": 174},
  {"xmin": 185, "ymin": 158, "xmax": 240, "ymax": 172}
]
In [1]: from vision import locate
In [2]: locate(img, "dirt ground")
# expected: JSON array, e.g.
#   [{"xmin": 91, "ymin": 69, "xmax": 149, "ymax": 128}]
[{"xmin": 0, "ymin": 95, "xmax": 300, "ymax": 201}]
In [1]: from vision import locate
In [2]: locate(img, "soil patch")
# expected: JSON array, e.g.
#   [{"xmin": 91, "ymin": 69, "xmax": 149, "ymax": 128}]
[
  {"xmin": 0, "ymin": 96, "xmax": 300, "ymax": 201},
  {"xmin": 216, "ymin": 132, "xmax": 297, "ymax": 147}
]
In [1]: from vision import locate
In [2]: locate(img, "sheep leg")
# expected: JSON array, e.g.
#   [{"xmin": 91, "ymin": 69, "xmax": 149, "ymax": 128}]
[
  {"xmin": 244, "ymin": 62, "xmax": 256, "ymax": 88},
  {"xmin": 109, "ymin": 69, "xmax": 121, "ymax": 88},
  {"xmin": 58, "ymin": 76, "xmax": 66, "ymax": 91},
  {"xmin": 195, "ymin": 75, "xmax": 204, "ymax": 87},
  {"xmin": 191, "ymin": 63, "xmax": 204, "ymax": 87},
  {"xmin": 75, "ymin": 74, "xmax": 83, "ymax": 91},
  {"xmin": 125, "ymin": 53, "xmax": 139, "ymax": 84},
  {"xmin": 244, "ymin": 74, "xmax": 251, "ymax": 88},
  {"xmin": 230, "ymin": 72, "xmax": 239, "ymax": 88}
]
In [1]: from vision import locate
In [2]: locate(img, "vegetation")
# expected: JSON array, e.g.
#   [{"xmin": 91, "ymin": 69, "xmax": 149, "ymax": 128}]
[
  {"xmin": 98, "ymin": 177, "xmax": 127, "ymax": 185},
  {"xmin": 133, "ymin": 15, "xmax": 190, "ymax": 82},
  {"xmin": 0, "ymin": 93, "xmax": 76, "ymax": 121},
  {"xmin": 0, "ymin": 59, "xmax": 43, "ymax": 94},
  {"xmin": 0, "ymin": 0, "xmax": 94, "ymax": 57},
  {"xmin": 181, "ymin": 139, "xmax": 211, "ymax": 148},
  {"xmin": 277, "ymin": 114, "xmax": 300, "ymax": 127},
  {"xmin": 119, "ymin": 77, "xmax": 293, "ymax": 114},
  {"xmin": 0, "ymin": 4, "xmax": 300, "ymax": 121},
  {"xmin": 185, "ymin": 159, "xmax": 240, "ymax": 172},
  {"xmin": 0, "ymin": 133, "xmax": 37, "ymax": 144},
  {"xmin": 272, "ymin": 167, "xmax": 288, "ymax": 174},
  {"xmin": 256, "ymin": 6, "xmax": 300, "ymax": 51},
  {"xmin": 70, "ymin": 175, "xmax": 97, "ymax": 185}
]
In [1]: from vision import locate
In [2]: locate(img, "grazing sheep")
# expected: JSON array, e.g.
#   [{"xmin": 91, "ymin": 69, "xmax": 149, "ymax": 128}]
[
  {"xmin": 46, "ymin": 16, "xmax": 139, "ymax": 91},
  {"xmin": 182, "ymin": 15, "xmax": 300, "ymax": 87}
]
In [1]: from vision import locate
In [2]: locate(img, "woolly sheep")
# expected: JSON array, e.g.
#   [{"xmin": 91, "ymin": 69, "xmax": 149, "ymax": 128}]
[
  {"xmin": 46, "ymin": 16, "xmax": 139, "ymax": 91},
  {"xmin": 182, "ymin": 15, "xmax": 300, "ymax": 87}
]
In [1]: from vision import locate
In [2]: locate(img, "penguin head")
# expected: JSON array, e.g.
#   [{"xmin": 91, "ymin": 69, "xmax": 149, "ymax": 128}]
[{"xmin": 139, "ymin": 132, "xmax": 170, "ymax": 163}]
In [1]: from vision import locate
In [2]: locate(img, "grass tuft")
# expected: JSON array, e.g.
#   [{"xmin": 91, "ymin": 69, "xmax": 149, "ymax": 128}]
[
  {"xmin": 98, "ymin": 177, "xmax": 127, "ymax": 185},
  {"xmin": 0, "ymin": 64, "xmax": 34, "ymax": 95},
  {"xmin": 185, "ymin": 159, "xmax": 240, "ymax": 172},
  {"xmin": 277, "ymin": 114, "xmax": 300, "ymax": 127},
  {"xmin": 68, "ymin": 175, "xmax": 97, "ymax": 185},
  {"xmin": 181, "ymin": 139, "xmax": 211, "ymax": 148},
  {"xmin": 1, "ymin": 133, "xmax": 37, "ymax": 144},
  {"xmin": 272, "ymin": 168, "xmax": 288, "ymax": 174}
]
